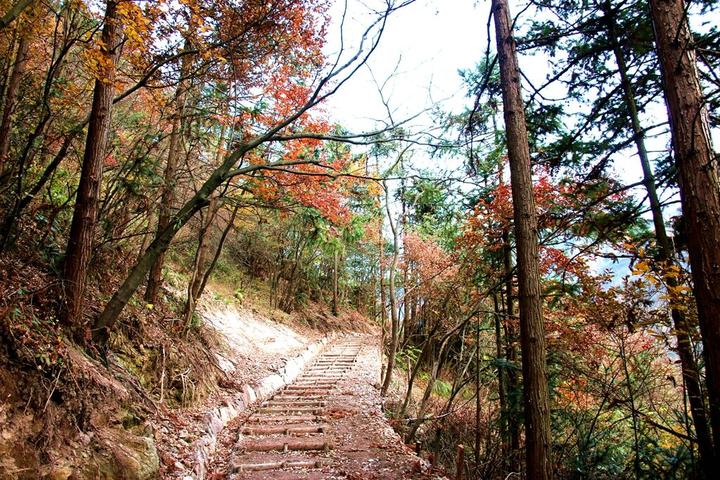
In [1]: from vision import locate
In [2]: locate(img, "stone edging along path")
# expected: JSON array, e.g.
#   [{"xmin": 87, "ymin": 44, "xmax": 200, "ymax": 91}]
[{"xmin": 189, "ymin": 334, "xmax": 332, "ymax": 479}]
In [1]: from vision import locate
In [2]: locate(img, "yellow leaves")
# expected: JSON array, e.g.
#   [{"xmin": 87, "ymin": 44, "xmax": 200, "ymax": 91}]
[
  {"xmin": 631, "ymin": 260, "xmax": 650, "ymax": 276},
  {"xmin": 83, "ymin": 44, "xmax": 116, "ymax": 85},
  {"xmin": 116, "ymin": 0, "xmax": 151, "ymax": 54},
  {"xmin": 667, "ymin": 284, "xmax": 691, "ymax": 296}
]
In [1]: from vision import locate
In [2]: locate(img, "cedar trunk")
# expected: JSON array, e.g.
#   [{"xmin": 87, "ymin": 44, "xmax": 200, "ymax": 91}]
[
  {"xmin": 492, "ymin": 0, "xmax": 553, "ymax": 478},
  {"xmin": 62, "ymin": 0, "xmax": 122, "ymax": 325},
  {"xmin": 604, "ymin": 2, "xmax": 715, "ymax": 472},
  {"xmin": 650, "ymin": 0, "xmax": 720, "ymax": 462}
]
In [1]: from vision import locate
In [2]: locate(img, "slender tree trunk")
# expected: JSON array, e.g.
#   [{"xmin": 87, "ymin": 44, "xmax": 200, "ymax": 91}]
[
  {"xmin": 145, "ymin": 45, "xmax": 193, "ymax": 303},
  {"xmin": 381, "ymin": 182, "xmax": 400, "ymax": 396},
  {"xmin": 502, "ymin": 228, "xmax": 521, "ymax": 472},
  {"xmin": 650, "ymin": 0, "xmax": 720, "ymax": 462},
  {"xmin": 196, "ymin": 203, "xmax": 239, "ymax": 302},
  {"xmin": 401, "ymin": 171, "xmax": 410, "ymax": 345},
  {"xmin": 405, "ymin": 335, "xmax": 451, "ymax": 442},
  {"xmin": 0, "ymin": 27, "xmax": 29, "ymax": 173},
  {"xmin": 493, "ymin": 293, "xmax": 508, "ymax": 471},
  {"xmin": 492, "ymin": 0, "xmax": 553, "ymax": 477},
  {"xmin": 604, "ymin": 3, "xmax": 715, "ymax": 473},
  {"xmin": 477, "ymin": 313, "xmax": 487, "ymax": 467},
  {"xmin": 0, "ymin": 0, "xmax": 34, "ymax": 31},
  {"xmin": 400, "ymin": 330, "xmax": 437, "ymax": 416},
  {"xmin": 62, "ymin": 0, "xmax": 122, "ymax": 325},
  {"xmin": 183, "ymin": 196, "xmax": 219, "ymax": 328},
  {"xmin": 618, "ymin": 329, "xmax": 643, "ymax": 478},
  {"xmin": 379, "ymin": 205, "xmax": 387, "ymax": 384},
  {"xmin": 332, "ymin": 248, "xmax": 339, "ymax": 315}
]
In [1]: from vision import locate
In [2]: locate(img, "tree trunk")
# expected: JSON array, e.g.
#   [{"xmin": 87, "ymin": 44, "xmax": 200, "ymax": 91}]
[
  {"xmin": 478, "ymin": 313, "xmax": 488, "ymax": 467},
  {"xmin": 145, "ymin": 45, "xmax": 193, "ymax": 303},
  {"xmin": 379, "ymin": 204, "xmax": 387, "ymax": 384},
  {"xmin": 62, "ymin": 0, "xmax": 122, "ymax": 325},
  {"xmin": 502, "ymin": 228, "xmax": 521, "ymax": 472},
  {"xmin": 332, "ymin": 248, "xmax": 339, "ymax": 316},
  {"xmin": 604, "ymin": 2, "xmax": 715, "ymax": 473},
  {"xmin": 0, "ymin": 27, "xmax": 29, "ymax": 173},
  {"xmin": 405, "ymin": 334, "xmax": 451, "ymax": 442},
  {"xmin": 492, "ymin": 0, "xmax": 553, "ymax": 477},
  {"xmin": 493, "ymin": 293, "xmax": 508, "ymax": 471},
  {"xmin": 183, "ymin": 196, "xmax": 219, "ymax": 329},
  {"xmin": 650, "ymin": 0, "xmax": 720, "ymax": 463},
  {"xmin": 381, "ymin": 182, "xmax": 401, "ymax": 396},
  {"xmin": 196, "ymin": 203, "xmax": 239, "ymax": 303}
]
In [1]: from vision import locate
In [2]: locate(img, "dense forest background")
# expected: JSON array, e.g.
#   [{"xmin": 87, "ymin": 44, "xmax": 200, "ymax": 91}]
[{"xmin": 0, "ymin": 0, "xmax": 719, "ymax": 478}]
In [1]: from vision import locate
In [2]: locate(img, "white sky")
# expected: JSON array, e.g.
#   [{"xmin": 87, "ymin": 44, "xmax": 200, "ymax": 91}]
[{"xmin": 324, "ymin": 0, "xmax": 485, "ymax": 132}]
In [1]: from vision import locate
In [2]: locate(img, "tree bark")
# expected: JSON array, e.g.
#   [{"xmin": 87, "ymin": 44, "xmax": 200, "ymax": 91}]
[
  {"xmin": 0, "ymin": 27, "xmax": 29, "ymax": 173},
  {"xmin": 381, "ymin": 182, "xmax": 401, "ymax": 396},
  {"xmin": 62, "ymin": 0, "xmax": 122, "ymax": 325},
  {"xmin": 502, "ymin": 228, "xmax": 521, "ymax": 472},
  {"xmin": 183, "ymin": 196, "xmax": 219, "ymax": 328},
  {"xmin": 604, "ymin": 2, "xmax": 715, "ymax": 473},
  {"xmin": 650, "ymin": 0, "xmax": 720, "ymax": 463},
  {"xmin": 492, "ymin": 0, "xmax": 553, "ymax": 478},
  {"xmin": 145, "ymin": 44, "xmax": 193, "ymax": 303}
]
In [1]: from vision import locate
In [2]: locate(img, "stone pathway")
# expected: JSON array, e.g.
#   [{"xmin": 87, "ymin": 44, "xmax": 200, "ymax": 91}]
[{"xmin": 208, "ymin": 335, "xmax": 444, "ymax": 480}]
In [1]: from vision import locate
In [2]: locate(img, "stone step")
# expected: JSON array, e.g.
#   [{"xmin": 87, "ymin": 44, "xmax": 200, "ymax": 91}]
[
  {"xmin": 273, "ymin": 393, "xmax": 328, "ymax": 400},
  {"xmin": 247, "ymin": 414, "xmax": 325, "ymax": 424},
  {"xmin": 233, "ymin": 458, "xmax": 328, "ymax": 473},
  {"xmin": 265, "ymin": 399, "xmax": 326, "ymax": 407},
  {"xmin": 257, "ymin": 406, "xmax": 324, "ymax": 415},
  {"xmin": 284, "ymin": 384, "xmax": 334, "ymax": 389},
  {"xmin": 238, "ymin": 437, "xmax": 331, "ymax": 453},
  {"xmin": 241, "ymin": 424, "xmax": 327, "ymax": 435}
]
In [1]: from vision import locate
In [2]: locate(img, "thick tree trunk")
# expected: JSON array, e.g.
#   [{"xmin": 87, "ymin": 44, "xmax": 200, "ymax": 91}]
[
  {"xmin": 492, "ymin": 0, "xmax": 553, "ymax": 478},
  {"xmin": 650, "ymin": 0, "xmax": 720, "ymax": 463},
  {"xmin": 62, "ymin": 0, "xmax": 122, "ymax": 325},
  {"xmin": 604, "ymin": 3, "xmax": 715, "ymax": 473},
  {"xmin": 0, "ymin": 28, "xmax": 29, "ymax": 173}
]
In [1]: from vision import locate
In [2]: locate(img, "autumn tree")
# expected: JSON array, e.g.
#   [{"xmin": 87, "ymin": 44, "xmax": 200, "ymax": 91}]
[{"xmin": 93, "ymin": 1, "xmax": 416, "ymax": 340}]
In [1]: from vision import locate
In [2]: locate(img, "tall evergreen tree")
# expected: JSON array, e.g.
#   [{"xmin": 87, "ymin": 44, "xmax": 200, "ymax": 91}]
[
  {"xmin": 491, "ymin": 0, "xmax": 553, "ymax": 477},
  {"xmin": 650, "ymin": 0, "xmax": 720, "ymax": 466}
]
